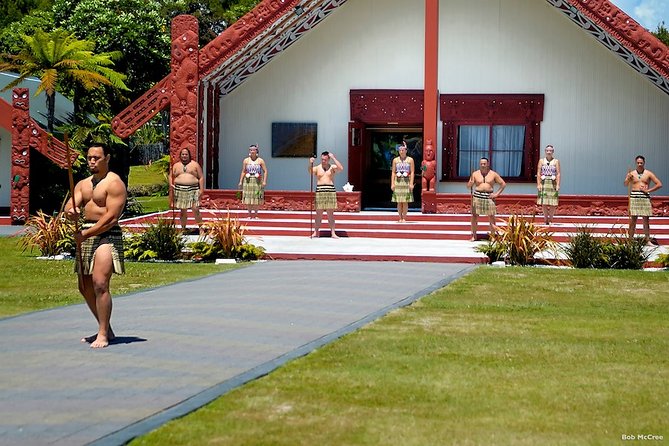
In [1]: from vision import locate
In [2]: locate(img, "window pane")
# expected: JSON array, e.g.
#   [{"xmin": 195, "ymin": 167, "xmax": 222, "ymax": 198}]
[
  {"xmin": 492, "ymin": 125, "xmax": 524, "ymax": 177},
  {"xmin": 458, "ymin": 125, "xmax": 489, "ymax": 177}
]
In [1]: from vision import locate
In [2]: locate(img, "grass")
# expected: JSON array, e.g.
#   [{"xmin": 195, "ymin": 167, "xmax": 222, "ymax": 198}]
[
  {"xmin": 130, "ymin": 267, "xmax": 669, "ymax": 446},
  {"xmin": 134, "ymin": 196, "xmax": 170, "ymax": 213},
  {"xmin": 129, "ymin": 164, "xmax": 166, "ymax": 186},
  {"xmin": 0, "ymin": 236, "xmax": 242, "ymax": 318}
]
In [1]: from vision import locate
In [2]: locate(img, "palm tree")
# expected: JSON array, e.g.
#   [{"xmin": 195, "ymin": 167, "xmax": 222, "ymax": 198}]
[{"xmin": 0, "ymin": 28, "xmax": 129, "ymax": 133}]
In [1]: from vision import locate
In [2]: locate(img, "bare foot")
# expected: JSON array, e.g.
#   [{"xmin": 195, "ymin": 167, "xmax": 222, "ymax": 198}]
[
  {"xmin": 90, "ymin": 334, "xmax": 109, "ymax": 349},
  {"xmin": 331, "ymin": 232, "xmax": 340, "ymax": 239},
  {"xmin": 311, "ymin": 231, "xmax": 320, "ymax": 238},
  {"xmin": 82, "ymin": 328, "xmax": 115, "ymax": 344},
  {"xmin": 470, "ymin": 236, "xmax": 477, "ymax": 242}
]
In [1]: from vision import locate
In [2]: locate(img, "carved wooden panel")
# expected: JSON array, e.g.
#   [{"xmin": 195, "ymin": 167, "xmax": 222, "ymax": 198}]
[
  {"xmin": 350, "ymin": 90, "xmax": 424, "ymax": 125},
  {"xmin": 10, "ymin": 89, "xmax": 31, "ymax": 222}
]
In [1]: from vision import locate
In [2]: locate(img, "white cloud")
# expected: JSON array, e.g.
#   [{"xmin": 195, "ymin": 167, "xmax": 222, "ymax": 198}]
[{"xmin": 632, "ymin": 0, "xmax": 668, "ymax": 29}]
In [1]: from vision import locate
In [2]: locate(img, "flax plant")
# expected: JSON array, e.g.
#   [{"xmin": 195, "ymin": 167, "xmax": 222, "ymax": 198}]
[
  {"xmin": 200, "ymin": 209, "xmax": 247, "ymax": 258},
  {"xmin": 19, "ymin": 200, "xmax": 75, "ymax": 257},
  {"xmin": 487, "ymin": 214, "xmax": 558, "ymax": 265}
]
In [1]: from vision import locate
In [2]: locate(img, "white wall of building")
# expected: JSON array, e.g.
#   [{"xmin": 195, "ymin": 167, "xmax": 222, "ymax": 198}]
[
  {"xmin": 218, "ymin": 0, "xmax": 669, "ymax": 196},
  {"xmin": 0, "ymin": 128, "xmax": 10, "ymax": 208}
]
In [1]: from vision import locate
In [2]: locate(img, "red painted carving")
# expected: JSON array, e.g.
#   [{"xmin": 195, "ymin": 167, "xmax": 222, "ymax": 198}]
[
  {"xmin": 199, "ymin": 0, "xmax": 300, "ymax": 77},
  {"xmin": 170, "ymin": 15, "xmax": 199, "ymax": 163},
  {"xmin": 203, "ymin": 190, "xmax": 361, "ymax": 212},
  {"xmin": 350, "ymin": 90, "xmax": 424, "ymax": 125},
  {"xmin": 11, "ymin": 88, "xmax": 31, "ymax": 223},
  {"xmin": 112, "ymin": 78, "xmax": 171, "ymax": 138},
  {"xmin": 567, "ymin": 0, "xmax": 669, "ymax": 79}
]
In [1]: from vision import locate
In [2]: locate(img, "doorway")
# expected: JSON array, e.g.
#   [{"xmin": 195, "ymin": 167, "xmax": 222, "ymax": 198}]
[{"xmin": 363, "ymin": 128, "xmax": 422, "ymax": 210}]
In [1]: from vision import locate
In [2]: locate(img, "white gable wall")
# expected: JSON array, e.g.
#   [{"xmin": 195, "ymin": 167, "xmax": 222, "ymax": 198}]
[{"xmin": 217, "ymin": 0, "xmax": 669, "ymax": 196}]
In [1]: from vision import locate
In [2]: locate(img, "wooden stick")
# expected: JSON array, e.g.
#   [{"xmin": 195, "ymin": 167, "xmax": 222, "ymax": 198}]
[
  {"xmin": 65, "ymin": 133, "xmax": 85, "ymax": 284},
  {"xmin": 310, "ymin": 159, "xmax": 314, "ymax": 238}
]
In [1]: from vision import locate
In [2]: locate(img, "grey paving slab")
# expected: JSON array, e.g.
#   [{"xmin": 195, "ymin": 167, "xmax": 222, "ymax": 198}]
[{"xmin": 0, "ymin": 260, "xmax": 474, "ymax": 446}]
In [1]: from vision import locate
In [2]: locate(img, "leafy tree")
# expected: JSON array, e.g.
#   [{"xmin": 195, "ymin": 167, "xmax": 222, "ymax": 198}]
[
  {"xmin": 0, "ymin": 10, "xmax": 54, "ymax": 54},
  {"xmin": 0, "ymin": 28, "xmax": 129, "ymax": 133},
  {"xmin": 653, "ymin": 22, "xmax": 669, "ymax": 47},
  {"xmin": 0, "ymin": 0, "xmax": 52, "ymax": 28},
  {"xmin": 53, "ymin": 0, "xmax": 172, "ymax": 98}
]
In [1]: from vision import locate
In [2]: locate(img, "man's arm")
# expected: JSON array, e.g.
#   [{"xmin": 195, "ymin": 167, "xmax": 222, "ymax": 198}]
[
  {"xmin": 648, "ymin": 171, "xmax": 663, "ymax": 193},
  {"xmin": 197, "ymin": 162, "xmax": 205, "ymax": 192},
  {"xmin": 491, "ymin": 173, "xmax": 506, "ymax": 199},
  {"xmin": 466, "ymin": 172, "xmax": 475, "ymax": 190},
  {"xmin": 65, "ymin": 181, "xmax": 84, "ymax": 218},
  {"xmin": 624, "ymin": 171, "xmax": 633, "ymax": 187},
  {"xmin": 330, "ymin": 154, "xmax": 343, "ymax": 172}
]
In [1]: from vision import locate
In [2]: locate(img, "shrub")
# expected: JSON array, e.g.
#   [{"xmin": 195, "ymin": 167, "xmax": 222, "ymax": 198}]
[
  {"xmin": 20, "ymin": 201, "xmax": 75, "ymax": 257},
  {"xmin": 475, "ymin": 240, "xmax": 505, "ymax": 263},
  {"xmin": 656, "ymin": 253, "xmax": 669, "ymax": 268},
  {"xmin": 565, "ymin": 226, "xmax": 652, "ymax": 269},
  {"xmin": 563, "ymin": 227, "xmax": 603, "ymax": 268},
  {"xmin": 123, "ymin": 197, "xmax": 145, "ymax": 218},
  {"xmin": 484, "ymin": 214, "xmax": 558, "ymax": 266},
  {"xmin": 127, "ymin": 184, "xmax": 166, "ymax": 197},
  {"xmin": 190, "ymin": 210, "xmax": 265, "ymax": 261},
  {"xmin": 124, "ymin": 218, "xmax": 185, "ymax": 261}
]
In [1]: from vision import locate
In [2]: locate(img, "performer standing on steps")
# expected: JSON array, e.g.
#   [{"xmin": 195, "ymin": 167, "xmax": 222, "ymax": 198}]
[
  {"xmin": 171, "ymin": 148, "xmax": 204, "ymax": 232},
  {"xmin": 467, "ymin": 157, "xmax": 506, "ymax": 242},
  {"xmin": 536, "ymin": 144, "xmax": 561, "ymax": 225},
  {"xmin": 238, "ymin": 144, "xmax": 268, "ymax": 219},
  {"xmin": 391, "ymin": 141, "xmax": 415, "ymax": 223},
  {"xmin": 624, "ymin": 154, "xmax": 662, "ymax": 244},
  {"xmin": 309, "ymin": 151, "xmax": 343, "ymax": 238},
  {"xmin": 65, "ymin": 142, "xmax": 126, "ymax": 349}
]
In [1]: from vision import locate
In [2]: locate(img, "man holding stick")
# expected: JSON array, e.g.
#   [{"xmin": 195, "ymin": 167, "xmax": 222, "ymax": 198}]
[
  {"xmin": 66, "ymin": 142, "xmax": 126, "ymax": 348},
  {"xmin": 309, "ymin": 151, "xmax": 343, "ymax": 238}
]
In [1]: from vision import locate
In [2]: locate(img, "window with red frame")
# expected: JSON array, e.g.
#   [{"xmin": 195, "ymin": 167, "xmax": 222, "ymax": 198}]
[{"xmin": 440, "ymin": 94, "xmax": 544, "ymax": 181}]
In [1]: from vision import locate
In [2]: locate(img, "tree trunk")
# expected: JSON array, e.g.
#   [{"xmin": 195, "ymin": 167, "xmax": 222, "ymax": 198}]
[{"xmin": 46, "ymin": 93, "xmax": 56, "ymax": 133}]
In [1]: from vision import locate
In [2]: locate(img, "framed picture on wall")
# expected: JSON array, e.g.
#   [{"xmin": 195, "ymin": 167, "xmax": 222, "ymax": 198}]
[{"xmin": 271, "ymin": 122, "xmax": 317, "ymax": 157}]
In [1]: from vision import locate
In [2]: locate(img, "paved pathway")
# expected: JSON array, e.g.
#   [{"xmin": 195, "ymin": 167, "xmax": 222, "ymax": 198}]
[{"xmin": 0, "ymin": 260, "xmax": 474, "ymax": 446}]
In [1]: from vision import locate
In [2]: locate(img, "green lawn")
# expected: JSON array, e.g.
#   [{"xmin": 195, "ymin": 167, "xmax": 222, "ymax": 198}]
[
  {"xmin": 131, "ymin": 267, "xmax": 668, "ymax": 446},
  {"xmin": 134, "ymin": 196, "xmax": 170, "ymax": 214},
  {"xmin": 129, "ymin": 164, "xmax": 167, "ymax": 186},
  {"xmin": 0, "ymin": 236, "xmax": 241, "ymax": 318}
]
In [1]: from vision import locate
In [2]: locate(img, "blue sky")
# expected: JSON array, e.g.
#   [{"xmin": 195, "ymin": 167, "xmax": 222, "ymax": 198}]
[{"xmin": 612, "ymin": 0, "xmax": 668, "ymax": 30}]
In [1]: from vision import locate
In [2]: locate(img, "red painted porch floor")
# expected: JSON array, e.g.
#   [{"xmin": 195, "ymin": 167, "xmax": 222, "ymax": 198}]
[{"xmin": 121, "ymin": 209, "xmax": 669, "ymax": 264}]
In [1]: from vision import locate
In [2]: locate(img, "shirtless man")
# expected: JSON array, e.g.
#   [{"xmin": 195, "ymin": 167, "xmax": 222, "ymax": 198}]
[
  {"xmin": 238, "ymin": 144, "xmax": 268, "ymax": 219},
  {"xmin": 309, "ymin": 151, "xmax": 343, "ymax": 238},
  {"xmin": 467, "ymin": 157, "xmax": 506, "ymax": 241},
  {"xmin": 171, "ymin": 148, "xmax": 204, "ymax": 232},
  {"xmin": 65, "ymin": 143, "xmax": 126, "ymax": 348},
  {"xmin": 624, "ymin": 155, "xmax": 662, "ymax": 243}
]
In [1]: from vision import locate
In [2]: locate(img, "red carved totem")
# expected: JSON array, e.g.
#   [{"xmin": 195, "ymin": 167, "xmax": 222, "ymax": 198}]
[
  {"xmin": 10, "ymin": 88, "xmax": 32, "ymax": 223},
  {"xmin": 170, "ymin": 15, "xmax": 199, "ymax": 163}
]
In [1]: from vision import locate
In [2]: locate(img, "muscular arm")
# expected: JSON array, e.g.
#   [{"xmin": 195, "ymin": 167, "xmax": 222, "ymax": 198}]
[
  {"xmin": 64, "ymin": 180, "xmax": 85, "ymax": 218},
  {"xmin": 466, "ymin": 173, "xmax": 475, "ymax": 190},
  {"xmin": 81, "ymin": 179, "xmax": 127, "ymax": 239},
  {"xmin": 330, "ymin": 154, "xmax": 343, "ymax": 172},
  {"xmin": 648, "ymin": 171, "xmax": 663, "ymax": 194},
  {"xmin": 491, "ymin": 174, "xmax": 506, "ymax": 198},
  {"xmin": 197, "ymin": 163, "xmax": 204, "ymax": 191}
]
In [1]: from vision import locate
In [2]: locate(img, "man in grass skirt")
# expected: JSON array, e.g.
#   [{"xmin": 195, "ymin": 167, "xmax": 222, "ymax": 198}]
[
  {"xmin": 171, "ymin": 148, "xmax": 204, "ymax": 232},
  {"xmin": 624, "ymin": 155, "xmax": 662, "ymax": 244},
  {"xmin": 467, "ymin": 157, "xmax": 506, "ymax": 242},
  {"xmin": 391, "ymin": 142, "xmax": 415, "ymax": 223},
  {"xmin": 536, "ymin": 145, "xmax": 561, "ymax": 225},
  {"xmin": 65, "ymin": 142, "xmax": 126, "ymax": 349},
  {"xmin": 309, "ymin": 151, "xmax": 343, "ymax": 238},
  {"xmin": 238, "ymin": 144, "xmax": 268, "ymax": 219}
]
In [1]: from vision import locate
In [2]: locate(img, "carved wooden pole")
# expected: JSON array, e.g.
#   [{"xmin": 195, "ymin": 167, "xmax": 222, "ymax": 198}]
[
  {"xmin": 10, "ymin": 88, "xmax": 31, "ymax": 223},
  {"xmin": 422, "ymin": 0, "xmax": 439, "ymax": 213}
]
